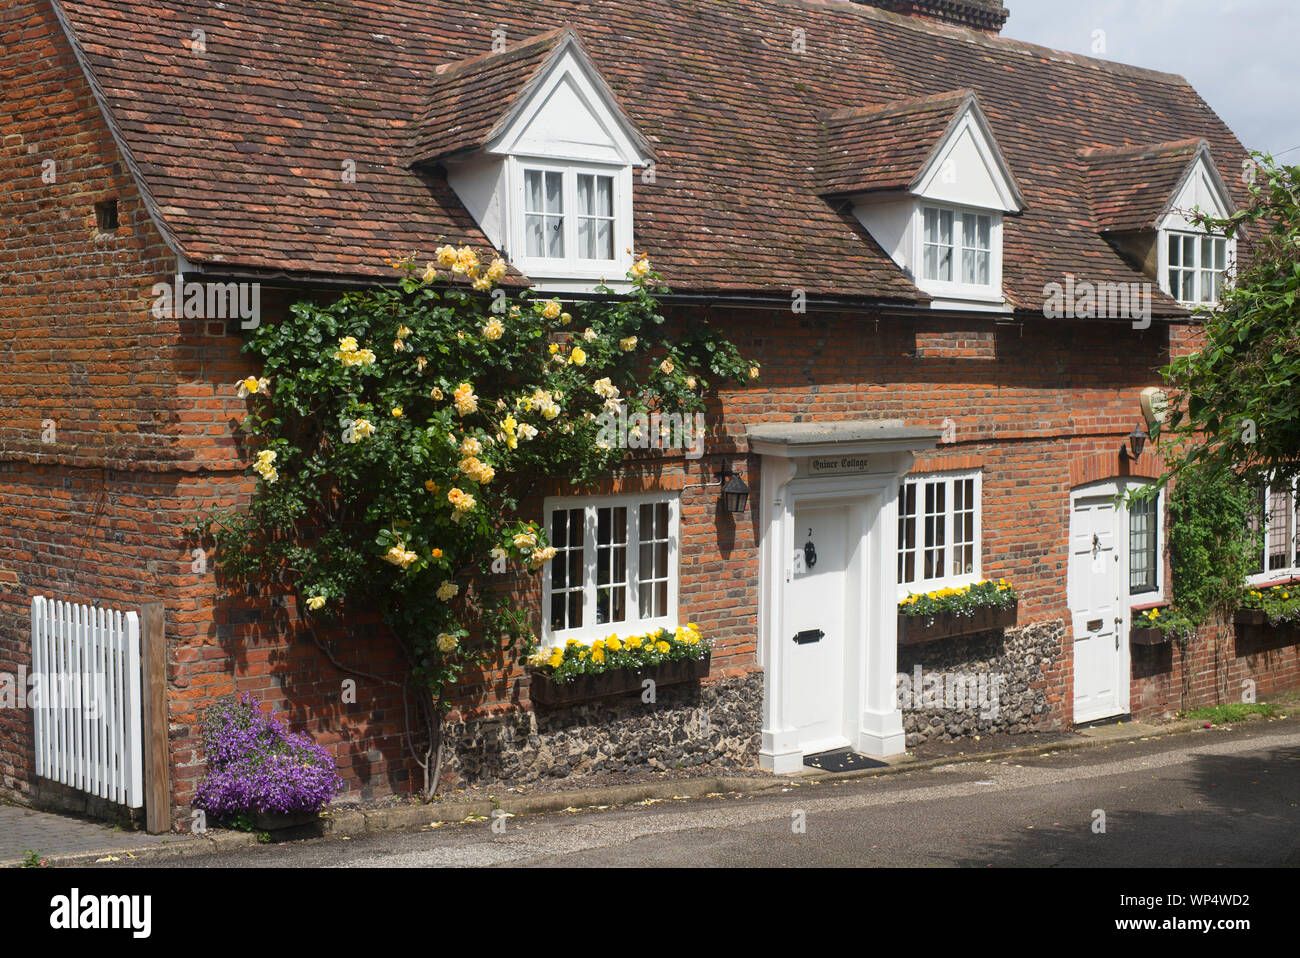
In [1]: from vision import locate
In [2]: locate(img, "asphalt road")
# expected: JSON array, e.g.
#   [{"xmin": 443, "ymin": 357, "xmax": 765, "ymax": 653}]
[{"xmin": 94, "ymin": 719, "xmax": 1300, "ymax": 868}]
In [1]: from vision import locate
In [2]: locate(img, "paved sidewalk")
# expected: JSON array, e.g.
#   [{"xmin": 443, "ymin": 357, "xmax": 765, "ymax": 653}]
[{"xmin": 0, "ymin": 804, "xmax": 194, "ymax": 865}]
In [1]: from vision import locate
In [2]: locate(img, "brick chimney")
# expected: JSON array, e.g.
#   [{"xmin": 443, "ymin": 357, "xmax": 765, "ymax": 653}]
[{"xmin": 860, "ymin": 0, "xmax": 1009, "ymax": 34}]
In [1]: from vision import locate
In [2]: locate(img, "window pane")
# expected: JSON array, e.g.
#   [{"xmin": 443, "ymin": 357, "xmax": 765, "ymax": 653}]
[
  {"xmin": 575, "ymin": 174, "xmax": 615, "ymax": 260},
  {"xmin": 1168, "ymin": 234, "xmax": 1181, "ymax": 266},
  {"xmin": 524, "ymin": 169, "xmax": 565, "ymax": 258},
  {"xmin": 1268, "ymin": 487, "xmax": 1291, "ymax": 571},
  {"xmin": 952, "ymin": 478, "xmax": 976, "ymax": 577},
  {"xmin": 637, "ymin": 502, "xmax": 671, "ymax": 619},
  {"xmin": 1129, "ymin": 496, "xmax": 1157, "ymax": 593},
  {"xmin": 595, "ymin": 507, "xmax": 627, "ymax": 625},
  {"xmin": 923, "ymin": 208, "xmax": 954, "ymax": 282},
  {"xmin": 898, "ymin": 483, "xmax": 917, "ymax": 584},
  {"xmin": 923, "ymin": 481, "xmax": 946, "ymax": 580},
  {"xmin": 549, "ymin": 508, "xmax": 585, "ymax": 631},
  {"xmin": 1215, "ymin": 239, "xmax": 1227, "ymax": 270}
]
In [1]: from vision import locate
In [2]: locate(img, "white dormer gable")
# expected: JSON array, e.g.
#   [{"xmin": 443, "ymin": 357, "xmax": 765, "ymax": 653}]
[
  {"xmin": 1156, "ymin": 146, "xmax": 1237, "ymax": 306},
  {"xmin": 849, "ymin": 93, "xmax": 1023, "ymax": 313},
  {"xmin": 440, "ymin": 31, "xmax": 653, "ymax": 292},
  {"xmin": 1158, "ymin": 147, "xmax": 1234, "ymax": 232},
  {"xmin": 911, "ymin": 99, "xmax": 1024, "ymax": 214},
  {"xmin": 487, "ymin": 39, "xmax": 652, "ymax": 168}
]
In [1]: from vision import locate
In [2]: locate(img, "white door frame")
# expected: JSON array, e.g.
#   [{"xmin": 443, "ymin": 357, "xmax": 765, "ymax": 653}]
[
  {"xmin": 753, "ymin": 443, "xmax": 926, "ymax": 773},
  {"xmin": 1068, "ymin": 478, "xmax": 1160, "ymax": 723}
]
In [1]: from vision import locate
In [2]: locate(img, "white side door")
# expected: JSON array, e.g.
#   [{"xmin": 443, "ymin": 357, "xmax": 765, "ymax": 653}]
[{"xmin": 1069, "ymin": 490, "xmax": 1126, "ymax": 723}]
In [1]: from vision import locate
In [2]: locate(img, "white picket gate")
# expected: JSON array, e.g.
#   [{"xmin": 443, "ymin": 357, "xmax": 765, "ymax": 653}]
[{"xmin": 30, "ymin": 595, "xmax": 144, "ymax": 809}]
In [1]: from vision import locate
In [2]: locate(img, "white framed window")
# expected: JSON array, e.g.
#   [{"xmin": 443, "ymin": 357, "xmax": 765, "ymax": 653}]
[
  {"xmin": 541, "ymin": 492, "xmax": 679, "ymax": 645},
  {"xmin": 1166, "ymin": 231, "xmax": 1228, "ymax": 305},
  {"xmin": 917, "ymin": 204, "xmax": 1001, "ymax": 301},
  {"xmin": 512, "ymin": 159, "xmax": 628, "ymax": 281},
  {"xmin": 1248, "ymin": 479, "xmax": 1300, "ymax": 583},
  {"xmin": 897, "ymin": 470, "xmax": 982, "ymax": 598}
]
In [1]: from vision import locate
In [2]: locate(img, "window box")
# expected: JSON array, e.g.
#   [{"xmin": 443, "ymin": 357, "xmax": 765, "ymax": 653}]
[
  {"xmin": 528, "ymin": 651, "xmax": 711, "ymax": 708},
  {"xmin": 1238, "ymin": 581, "xmax": 1300, "ymax": 628},
  {"xmin": 898, "ymin": 601, "xmax": 1018, "ymax": 646},
  {"xmin": 1129, "ymin": 626, "xmax": 1172, "ymax": 647},
  {"xmin": 1233, "ymin": 609, "xmax": 1270, "ymax": 627}
]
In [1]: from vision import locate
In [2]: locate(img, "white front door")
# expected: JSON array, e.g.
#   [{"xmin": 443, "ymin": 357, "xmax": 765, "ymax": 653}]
[
  {"xmin": 783, "ymin": 504, "xmax": 852, "ymax": 755},
  {"xmin": 1069, "ymin": 490, "xmax": 1127, "ymax": 723}
]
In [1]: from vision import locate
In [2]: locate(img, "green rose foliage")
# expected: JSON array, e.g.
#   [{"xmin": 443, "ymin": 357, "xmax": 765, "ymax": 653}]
[
  {"xmin": 1130, "ymin": 464, "xmax": 1260, "ymax": 643},
  {"xmin": 197, "ymin": 253, "xmax": 755, "ymax": 708},
  {"xmin": 1158, "ymin": 152, "xmax": 1300, "ymax": 487}
]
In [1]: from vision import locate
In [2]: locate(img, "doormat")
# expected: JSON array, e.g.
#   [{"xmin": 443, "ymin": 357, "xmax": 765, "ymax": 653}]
[{"xmin": 803, "ymin": 748, "xmax": 888, "ymax": 773}]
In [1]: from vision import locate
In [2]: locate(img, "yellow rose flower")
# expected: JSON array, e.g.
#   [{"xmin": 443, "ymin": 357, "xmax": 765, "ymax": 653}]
[
  {"xmin": 569, "ymin": 347, "xmax": 587, "ymax": 366},
  {"xmin": 306, "ymin": 595, "xmax": 326, "ymax": 611},
  {"xmin": 541, "ymin": 300, "xmax": 562, "ymax": 320}
]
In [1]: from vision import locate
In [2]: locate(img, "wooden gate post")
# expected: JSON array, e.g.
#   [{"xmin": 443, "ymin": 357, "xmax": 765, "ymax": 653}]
[{"xmin": 140, "ymin": 601, "xmax": 170, "ymax": 833}]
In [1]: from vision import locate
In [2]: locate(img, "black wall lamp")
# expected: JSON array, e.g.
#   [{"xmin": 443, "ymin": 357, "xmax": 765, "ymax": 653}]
[
  {"xmin": 716, "ymin": 462, "xmax": 751, "ymax": 515},
  {"xmin": 1120, "ymin": 425, "xmax": 1149, "ymax": 462}
]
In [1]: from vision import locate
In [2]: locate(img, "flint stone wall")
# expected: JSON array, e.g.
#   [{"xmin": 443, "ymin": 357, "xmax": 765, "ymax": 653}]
[
  {"xmin": 446, "ymin": 670, "xmax": 763, "ymax": 785},
  {"xmin": 897, "ymin": 620, "xmax": 1065, "ymax": 746}
]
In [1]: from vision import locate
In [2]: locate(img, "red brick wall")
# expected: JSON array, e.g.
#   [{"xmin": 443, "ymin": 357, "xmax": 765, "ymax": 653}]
[{"xmin": 1131, "ymin": 620, "xmax": 1300, "ymax": 720}]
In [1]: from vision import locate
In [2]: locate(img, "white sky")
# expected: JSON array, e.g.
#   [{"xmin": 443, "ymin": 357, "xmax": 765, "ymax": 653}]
[{"xmin": 1001, "ymin": 0, "xmax": 1299, "ymax": 158}]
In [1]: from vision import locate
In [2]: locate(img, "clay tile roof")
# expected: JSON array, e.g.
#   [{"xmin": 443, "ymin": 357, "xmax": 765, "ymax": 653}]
[
  {"xmin": 819, "ymin": 90, "xmax": 973, "ymax": 196},
  {"xmin": 409, "ymin": 26, "xmax": 571, "ymax": 164},
  {"xmin": 1079, "ymin": 139, "xmax": 1210, "ymax": 233},
  {"xmin": 48, "ymin": 0, "xmax": 1254, "ymax": 313}
]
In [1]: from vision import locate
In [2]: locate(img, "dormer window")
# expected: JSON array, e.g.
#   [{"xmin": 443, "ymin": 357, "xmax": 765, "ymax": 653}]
[
  {"xmin": 1166, "ymin": 231, "xmax": 1227, "ymax": 305},
  {"xmin": 1083, "ymin": 140, "xmax": 1239, "ymax": 311},
  {"xmin": 824, "ymin": 90, "xmax": 1024, "ymax": 312},
  {"xmin": 412, "ymin": 28, "xmax": 654, "ymax": 292}
]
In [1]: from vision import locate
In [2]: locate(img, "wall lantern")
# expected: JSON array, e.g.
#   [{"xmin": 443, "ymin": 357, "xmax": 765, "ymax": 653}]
[
  {"xmin": 716, "ymin": 465, "xmax": 751, "ymax": 515},
  {"xmin": 1120, "ymin": 425, "xmax": 1148, "ymax": 462}
]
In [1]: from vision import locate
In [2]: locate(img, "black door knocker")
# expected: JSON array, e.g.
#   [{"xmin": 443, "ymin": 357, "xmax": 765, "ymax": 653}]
[{"xmin": 803, "ymin": 528, "xmax": 817, "ymax": 569}]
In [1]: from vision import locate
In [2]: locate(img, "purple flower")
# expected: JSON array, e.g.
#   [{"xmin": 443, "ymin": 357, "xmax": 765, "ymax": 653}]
[{"xmin": 193, "ymin": 693, "xmax": 344, "ymax": 817}]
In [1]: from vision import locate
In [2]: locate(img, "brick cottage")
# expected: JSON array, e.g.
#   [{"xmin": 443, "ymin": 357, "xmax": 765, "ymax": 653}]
[{"xmin": 3, "ymin": 0, "xmax": 1298, "ymax": 825}]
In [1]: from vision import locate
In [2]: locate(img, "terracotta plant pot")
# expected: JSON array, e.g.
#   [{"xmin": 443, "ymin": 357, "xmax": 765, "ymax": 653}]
[
  {"xmin": 898, "ymin": 601, "xmax": 1018, "ymax": 646},
  {"xmin": 528, "ymin": 652, "xmax": 711, "ymax": 708}
]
